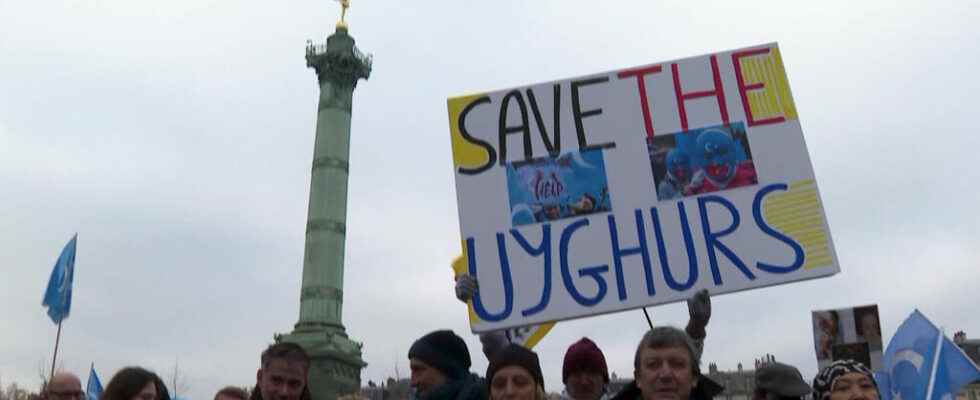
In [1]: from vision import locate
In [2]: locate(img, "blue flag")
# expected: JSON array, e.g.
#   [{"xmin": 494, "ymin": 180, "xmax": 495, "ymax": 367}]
[
  {"xmin": 42, "ymin": 234, "xmax": 77, "ymax": 324},
  {"xmin": 86, "ymin": 364, "xmax": 103, "ymax": 400},
  {"xmin": 879, "ymin": 310, "xmax": 980, "ymax": 400}
]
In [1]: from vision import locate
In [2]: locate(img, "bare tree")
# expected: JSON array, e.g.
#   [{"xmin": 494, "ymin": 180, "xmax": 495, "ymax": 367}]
[{"xmin": 167, "ymin": 359, "xmax": 189, "ymax": 400}]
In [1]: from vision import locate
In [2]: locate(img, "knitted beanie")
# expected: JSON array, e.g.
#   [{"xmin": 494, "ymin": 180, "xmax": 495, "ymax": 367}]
[
  {"xmin": 562, "ymin": 337, "xmax": 609, "ymax": 383},
  {"xmin": 486, "ymin": 344, "xmax": 545, "ymax": 390},
  {"xmin": 408, "ymin": 330, "xmax": 472, "ymax": 380}
]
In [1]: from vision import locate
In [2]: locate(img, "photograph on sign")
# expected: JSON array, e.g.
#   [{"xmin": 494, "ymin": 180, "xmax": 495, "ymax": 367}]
[
  {"xmin": 812, "ymin": 305, "xmax": 883, "ymax": 370},
  {"xmin": 506, "ymin": 149, "xmax": 612, "ymax": 226},
  {"xmin": 648, "ymin": 122, "xmax": 757, "ymax": 201},
  {"xmin": 448, "ymin": 43, "xmax": 840, "ymax": 332}
]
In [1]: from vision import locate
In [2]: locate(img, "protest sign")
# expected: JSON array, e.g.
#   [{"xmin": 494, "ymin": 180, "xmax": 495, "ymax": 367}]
[
  {"xmin": 812, "ymin": 304, "xmax": 883, "ymax": 370},
  {"xmin": 448, "ymin": 43, "xmax": 839, "ymax": 332}
]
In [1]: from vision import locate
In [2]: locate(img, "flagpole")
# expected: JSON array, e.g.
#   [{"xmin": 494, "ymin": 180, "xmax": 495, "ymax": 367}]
[
  {"xmin": 642, "ymin": 307, "xmax": 654, "ymax": 329},
  {"xmin": 925, "ymin": 327, "xmax": 944, "ymax": 399},
  {"xmin": 50, "ymin": 320, "xmax": 63, "ymax": 382}
]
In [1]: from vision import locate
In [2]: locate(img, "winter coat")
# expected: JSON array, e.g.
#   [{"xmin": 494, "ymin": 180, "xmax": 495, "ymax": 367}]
[
  {"xmin": 420, "ymin": 373, "xmax": 487, "ymax": 400},
  {"xmin": 609, "ymin": 376, "xmax": 723, "ymax": 400}
]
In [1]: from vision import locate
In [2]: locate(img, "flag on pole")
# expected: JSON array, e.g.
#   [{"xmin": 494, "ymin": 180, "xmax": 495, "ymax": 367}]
[
  {"xmin": 879, "ymin": 310, "xmax": 980, "ymax": 400},
  {"xmin": 42, "ymin": 234, "xmax": 77, "ymax": 324},
  {"xmin": 86, "ymin": 364, "xmax": 103, "ymax": 400}
]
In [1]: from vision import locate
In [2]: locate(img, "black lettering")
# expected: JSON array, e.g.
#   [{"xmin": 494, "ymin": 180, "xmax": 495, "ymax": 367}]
[
  {"xmin": 525, "ymin": 84, "xmax": 561, "ymax": 156},
  {"xmin": 457, "ymin": 96, "xmax": 496, "ymax": 175},
  {"xmin": 498, "ymin": 90, "xmax": 533, "ymax": 165},
  {"xmin": 571, "ymin": 77, "xmax": 616, "ymax": 151}
]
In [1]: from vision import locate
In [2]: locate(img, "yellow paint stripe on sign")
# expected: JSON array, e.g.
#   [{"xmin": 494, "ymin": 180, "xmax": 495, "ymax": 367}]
[
  {"xmin": 763, "ymin": 180, "xmax": 832, "ymax": 270},
  {"xmin": 738, "ymin": 47, "xmax": 798, "ymax": 122},
  {"xmin": 448, "ymin": 94, "xmax": 492, "ymax": 172}
]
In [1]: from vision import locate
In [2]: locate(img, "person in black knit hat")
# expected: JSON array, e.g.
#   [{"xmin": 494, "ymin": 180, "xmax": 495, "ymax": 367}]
[
  {"xmin": 409, "ymin": 330, "xmax": 487, "ymax": 400},
  {"xmin": 486, "ymin": 344, "xmax": 546, "ymax": 400}
]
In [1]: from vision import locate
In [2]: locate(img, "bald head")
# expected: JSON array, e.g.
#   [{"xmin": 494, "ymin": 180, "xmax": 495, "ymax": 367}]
[{"xmin": 45, "ymin": 373, "xmax": 83, "ymax": 400}]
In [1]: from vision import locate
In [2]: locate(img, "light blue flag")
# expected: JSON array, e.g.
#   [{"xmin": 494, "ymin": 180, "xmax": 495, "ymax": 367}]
[
  {"xmin": 86, "ymin": 364, "xmax": 103, "ymax": 400},
  {"xmin": 42, "ymin": 234, "xmax": 77, "ymax": 324},
  {"xmin": 880, "ymin": 310, "xmax": 980, "ymax": 400},
  {"xmin": 928, "ymin": 333, "xmax": 980, "ymax": 400}
]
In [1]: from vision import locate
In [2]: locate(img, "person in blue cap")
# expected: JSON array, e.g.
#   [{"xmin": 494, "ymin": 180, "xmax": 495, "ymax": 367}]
[
  {"xmin": 657, "ymin": 148, "xmax": 701, "ymax": 200},
  {"xmin": 690, "ymin": 128, "xmax": 757, "ymax": 194}
]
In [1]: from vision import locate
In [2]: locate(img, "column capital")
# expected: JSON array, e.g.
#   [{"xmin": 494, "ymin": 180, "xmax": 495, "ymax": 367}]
[{"xmin": 306, "ymin": 29, "xmax": 372, "ymax": 89}]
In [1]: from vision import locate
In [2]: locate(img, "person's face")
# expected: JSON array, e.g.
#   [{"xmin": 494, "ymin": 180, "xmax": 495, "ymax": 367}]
[
  {"xmin": 634, "ymin": 346, "xmax": 697, "ymax": 400},
  {"xmin": 257, "ymin": 359, "xmax": 308, "ymax": 400},
  {"xmin": 545, "ymin": 206, "xmax": 561, "ymax": 219},
  {"xmin": 131, "ymin": 382, "xmax": 158, "ymax": 400},
  {"xmin": 860, "ymin": 315, "xmax": 880, "ymax": 339},
  {"xmin": 666, "ymin": 153, "xmax": 691, "ymax": 182},
  {"xmin": 829, "ymin": 372, "xmax": 878, "ymax": 400},
  {"xmin": 409, "ymin": 359, "xmax": 448, "ymax": 398},
  {"xmin": 698, "ymin": 132, "xmax": 737, "ymax": 182},
  {"xmin": 46, "ymin": 375, "xmax": 84, "ymax": 400},
  {"xmin": 490, "ymin": 366, "xmax": 536, "ymax": 400},
  {"xmin": 565, "ymin": 369, "xmax": 604, "ymax": 400}
]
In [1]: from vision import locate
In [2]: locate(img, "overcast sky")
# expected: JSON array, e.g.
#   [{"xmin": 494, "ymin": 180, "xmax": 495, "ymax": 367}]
[{"xmin": 2, "ymin": 0, "xmax": 978, "ymax": 398}]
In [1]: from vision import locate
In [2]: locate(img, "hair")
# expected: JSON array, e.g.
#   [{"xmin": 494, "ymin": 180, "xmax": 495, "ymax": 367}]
[
  {"xmin": 632, "ymin": 326, "xmax": 701, "ymax": 376},
  {"xmin": 260, "ymin": 342, "xmax": 310, "ymax": 370},
  {"xmin": 853, "ymin": 306, "xmax": 879, "ymax": 337},
  {"xmin": 827, "ymin": 310, "xmax": 840, "ymax": 328},
  {"xmin": 101, "ymin": 367, "xmax": 162, "ymax": 400},
  {"xmin": 250, "ymin": 342, "xmax": 313, "ymax": 400},
  {"xmin": 535, "ymin": 385, "xmax": 547, "ymax": 400},
  {"xmin": 214, "ymin": 387, "xmax": 248, "ymax": 400}
]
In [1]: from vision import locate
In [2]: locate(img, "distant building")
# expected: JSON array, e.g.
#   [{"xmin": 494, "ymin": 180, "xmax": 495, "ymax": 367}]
[
  {"xmin": 608, "ymin": 372, "xmax": 631, "ymax": 396},
  {"xmin": 954, "ymin": 331, "xmax": 980, "ymax": 400},
  {"xmin": 705, "ymin": 362, "xmax": 755, "ymax": 400},
  {"xmin": 357, "ymin": 378, "xmax": 409, "ymax": 400}
]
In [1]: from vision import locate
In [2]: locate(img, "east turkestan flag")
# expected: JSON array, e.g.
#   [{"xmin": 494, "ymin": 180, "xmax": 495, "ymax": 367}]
[
  {"xmin": 42, "ymin": 234, "xmax": 77, "ymax": 324},
  {"xmin": 878, "ymin": 310, "xmax": 980, "ymax": 400}
]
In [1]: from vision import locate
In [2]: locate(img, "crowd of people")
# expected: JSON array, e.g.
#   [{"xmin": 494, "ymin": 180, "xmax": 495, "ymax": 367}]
[{"xmin": 37, "ymin": 285, "xmax": 881, "ymax": 400}]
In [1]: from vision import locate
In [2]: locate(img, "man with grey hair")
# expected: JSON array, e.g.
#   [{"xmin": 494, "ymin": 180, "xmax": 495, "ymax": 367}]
[{"xmin": 611, "ymin": 326, "xmax": 722, "ymax": 400}]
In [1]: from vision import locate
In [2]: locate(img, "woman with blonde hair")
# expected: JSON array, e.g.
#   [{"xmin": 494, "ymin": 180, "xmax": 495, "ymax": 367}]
[{"xmin": 486, "ymin": 344, "xmax": 547, "ymax": 400}]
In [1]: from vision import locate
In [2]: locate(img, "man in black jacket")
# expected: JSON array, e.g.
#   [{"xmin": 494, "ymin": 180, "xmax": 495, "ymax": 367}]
[{"xmin": 409, "ymin": 330, "xmax": 487, "ymax": 400}]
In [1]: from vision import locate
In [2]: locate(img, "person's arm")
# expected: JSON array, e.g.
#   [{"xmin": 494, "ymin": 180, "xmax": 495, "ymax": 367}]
[
  {"xmin": 685, "ymin": 289, "xmax": 711, "ymax": 360},
  {"xmin": 455, "ymin": 273, "xmax": 511, "ymax": 360}
]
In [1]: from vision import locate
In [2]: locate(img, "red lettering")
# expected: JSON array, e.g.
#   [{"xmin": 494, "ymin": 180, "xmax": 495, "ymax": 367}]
[
  {"xmin": 617, "ymin": 65, "xmax": 663, "ymax": 138},
  {"xmin": 671, "ymin": 55, "xmax": 729, "ymax": 132},
  {"xmin": 732, "ymin": 48, "xmax": 784, "ymax": 127}
]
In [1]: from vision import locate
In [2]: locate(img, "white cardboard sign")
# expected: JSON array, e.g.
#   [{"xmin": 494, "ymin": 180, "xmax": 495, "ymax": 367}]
[{"xmin": 448, "ymin": 43, "xmax": 839, "ymax": 332}]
